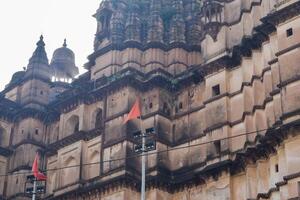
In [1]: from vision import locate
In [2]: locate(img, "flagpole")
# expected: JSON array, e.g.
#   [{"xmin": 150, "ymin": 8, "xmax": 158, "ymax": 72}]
[{"xmin": 139, "ymin": 116, "xmax": 146, "ymax": 200}]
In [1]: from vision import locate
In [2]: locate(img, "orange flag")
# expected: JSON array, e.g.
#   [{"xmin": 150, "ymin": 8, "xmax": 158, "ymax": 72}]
[
  {"xmin": 123, "ymin": 99, "xmax": 141, "ymax": 124},
  {"xmin": 32, "ymin": 153, "xmax": 47, "ymax": 181}
]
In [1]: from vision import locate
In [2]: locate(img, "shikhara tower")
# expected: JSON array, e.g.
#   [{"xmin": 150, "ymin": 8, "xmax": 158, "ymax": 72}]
[{"xmin": 1, "ymin": 0, "xmax": 300, "ymax": 199}]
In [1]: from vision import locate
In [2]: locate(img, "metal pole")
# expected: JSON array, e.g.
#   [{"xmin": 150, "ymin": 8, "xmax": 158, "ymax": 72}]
[
  {"xmin": 32, "ymin": 179, "xmax": 37, "ymax": 200},
  {"xmin": 140, "ymin": 117, "xmax": 146, "ymax": 200}
]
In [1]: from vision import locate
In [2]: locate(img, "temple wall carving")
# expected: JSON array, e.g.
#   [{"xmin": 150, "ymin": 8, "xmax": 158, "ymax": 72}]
[{"xmin": 1, "ymin": 0, "xmax": 300, "ymax": 199}]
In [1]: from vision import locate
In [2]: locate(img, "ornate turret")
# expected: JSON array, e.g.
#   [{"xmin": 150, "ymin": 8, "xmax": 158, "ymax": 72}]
[
  {"xmin": 50, "ymin": 39, "xmax": 79, "ymax": 81},
  {"xmin": 147, "ymin": 0, "xmax": 164, "ymax": 43},
  {"xmin": 125, "ymin": 4, "xmax": 141, "ymax": 42},
  {"xmin": 24, "ymin": 35, "xmax": 51, "ymax": 81},
  {"xmin": 201, "ymin": 0, "xmax": 223, "ymax": 41},
  {"xmin": 20, "ymin": 36, "xmax": 52, "ymax": 108},
  {"xmin": 27, "ymin": 35, "xmax": 49, "ymax": 69},
  {"xmin": 110, "ymin": 6, "xmax": 125, "ymax": 44},
  {"xmin": 186, "ymin": 15, "xmax": 203, "ymax": 46},
  {"xmin": 169, "ymin": 0, "xmax": 185, "ymax": 43},
  {"xmin": 94, "ymin": 0, "xmax": 113, "ymax": 50}
]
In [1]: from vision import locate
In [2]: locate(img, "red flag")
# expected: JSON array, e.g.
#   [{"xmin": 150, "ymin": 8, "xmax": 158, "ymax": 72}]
[
  {"xmin": 32, "ymin": 153, "xmax": 47, "ymax": 181},
  {"xmin": 123, "ymin": 99, "xmax": 141, "ymax": 124},
  {"xmin": 32, "ymin": 154, "xmax": 39, "ymax": 178}
]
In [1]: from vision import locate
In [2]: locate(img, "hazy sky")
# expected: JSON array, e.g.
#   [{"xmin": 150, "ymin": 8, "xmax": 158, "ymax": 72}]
[{"xmin": 0, "ymin": 0, "xmax": 100, "ymax": 90}]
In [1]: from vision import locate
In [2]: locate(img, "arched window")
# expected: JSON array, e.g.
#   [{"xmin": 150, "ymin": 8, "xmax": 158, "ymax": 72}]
[
  {"xmin": 0, "ymin": 127, "xmax": 6, "ymax": 146},
  {"xmin": 95, "ymin": 109, "xmax": 103, "ymax": 128},
  {"xmin": 91, "ymin": 108, "xmax": 103, "ymax": 129},
  {"xmin": 74, "ymin": 122, "xmax": 79, "ymax": 132},
  {"xmin": 66, "ymin": 115, "xmax": 80, "ymax": 136}
]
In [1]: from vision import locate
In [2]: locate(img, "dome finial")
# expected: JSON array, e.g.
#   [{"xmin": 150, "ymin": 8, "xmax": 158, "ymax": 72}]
[{"xmin": 63, "ymin": 39, "xmax": 67, "ymax": 47}]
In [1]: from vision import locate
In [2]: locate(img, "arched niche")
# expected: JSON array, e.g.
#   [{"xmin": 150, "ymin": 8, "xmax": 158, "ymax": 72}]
[
  {"xmin": 61, "ymin": 156, "xmax": 77, "ymax": 186},
  {"xmin": 0, "ymin": 126, "xmax": 7, "ymax": 147},
  {"xmin": 87, "ymin": 150, "xmax": 100, "ymax": 179},
  {"xmin": 91, "ymin": 108, "xmax": 103, "ymax": 129},
  {"xmin": 65, "ymin": 115, "xmax": 80, "ymax": 137}
]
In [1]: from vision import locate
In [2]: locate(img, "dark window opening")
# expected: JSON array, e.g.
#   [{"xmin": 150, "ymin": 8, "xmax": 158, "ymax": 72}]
[
  {"xmin": 212, "ymin": 85, "xmax": 220, "ymax": 97},
  {"xmin": 163, "ymin": 102, "xmax": 170, "ymax": 116},
  {"xmin": 74, "ymin": 122, "xmax": 79, "ymax": 133},
  {"xmin": 16, "ymin": 178, "xmax": 18, "ymax": 184},
  {"xmin": 149, "ymin": 102, "xmax": 153, "ymax": 109},
  {"xmin": 179, "ymin": 102, "xmax": 183, "ymax": 110},
  {"xmin": 95, "ymin": 110, "xmax": 103, "ymax": 128},
  {"xmin": 286, "ymin": 28, "xmax": 293, "ymax": 37},
  {"xmin": 21, "ymin": 129, "xmax": 24, "ymax": 134},
  {"xmin": 275, "ymin": 164, "xmax": 279, "ymax": 173},
  {"xmin": 214, "ymin": 140, "xmax": 221, "ymax": 154},
  {"xmin": 35, "ymin": 129, "xmax": 39, "ymax": 135},
  {"xmin": 40, "ymin": 91, "xmax": 44, "ymax": 95}
]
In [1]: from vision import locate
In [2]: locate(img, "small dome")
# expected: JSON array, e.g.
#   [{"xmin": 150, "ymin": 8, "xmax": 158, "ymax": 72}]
[
  {"xmin": 50, "ymin": 39, "xmax": 79, "ymax": 78},
  {"xmin": 10, "ymin": 71, "xmax": 25, "ymax": 84}
]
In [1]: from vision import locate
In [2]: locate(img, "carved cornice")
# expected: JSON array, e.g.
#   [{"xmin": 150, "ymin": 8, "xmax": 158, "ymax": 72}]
[
  {"xmin": 8, "ymin": 165, "xmax": 31, "ymax": 174},
  {"xmin": 45, "ymin": 128, "xmax": 103, "ymax": 156},
  {"xmin": 262, "ymin": 1, "xmax": 300, "ymax": 26},
  {"xmin": 6, "ymin": 192, "xmax": 33, "ymax": 200},
  {"xmin": 12, "ymin": 107, "xmax": 59, "ymax": 124},
  {"xmin": 257, "ymin": 171, "xmax": 300, "ymax": 199},
  {"xmin": 2, "ymin": 75, "xmax": 51, "ymax": 95},
  {"xmin": 11, "ymin": 139, "xmax": 46, "ymax": 150},
  {"xmin": 86, "ymin": 42, "xmax": 201, "ymax": 69}
]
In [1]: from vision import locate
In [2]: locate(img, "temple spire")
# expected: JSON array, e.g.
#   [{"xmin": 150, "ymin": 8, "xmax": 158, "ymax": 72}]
[{"xmin": 27, "ymin": 35, "xmax": 49, "ymax": 68}]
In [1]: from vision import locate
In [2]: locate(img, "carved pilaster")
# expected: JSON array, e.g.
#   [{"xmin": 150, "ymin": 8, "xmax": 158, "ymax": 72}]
[
  {"xmin": 147, "ymin": 0, "xmax": 164, "ymax": 43},
  {"xmin": 110, "ymin": 11, "xmax": 125, "ymax": 44},
  {"xmin": 125, "ymin": 4, "xmax": 141, "ymax": 42},
  {"xmin": 169, "ymin": 0, "xmax": 185, "ymax": 44}
]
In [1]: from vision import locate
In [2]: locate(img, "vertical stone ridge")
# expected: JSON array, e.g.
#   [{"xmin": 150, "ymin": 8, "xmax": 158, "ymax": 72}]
[
  {"xmin": 169, "ymin": 0, "xmax": 185, "ymax": 44},
  {"xmin": 147, "ymin": 0, "xmax": 164, "ymax": 43},
  {"xmin": 125, "ymin": 3, "xmax": 141, "ymax": 42}
]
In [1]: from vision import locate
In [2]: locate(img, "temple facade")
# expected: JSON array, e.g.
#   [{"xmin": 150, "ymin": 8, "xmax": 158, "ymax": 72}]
[{"xmin": 1, "ymin": 0, "xmax": 300, "ymax": 199}]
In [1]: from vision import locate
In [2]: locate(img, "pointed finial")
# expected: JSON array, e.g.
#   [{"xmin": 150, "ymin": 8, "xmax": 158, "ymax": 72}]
[
  {"xmin": 63, "ymin": 39, "xmax": 67, "ymax": 47},
  {"xmin": 36, "ymin": 35, "xmax": 45, "ymax": 47}
]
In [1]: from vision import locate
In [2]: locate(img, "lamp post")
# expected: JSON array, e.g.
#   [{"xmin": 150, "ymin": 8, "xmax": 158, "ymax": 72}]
[
  {"xmin": 25, "ymin": 175, "xmax": 46, "ymax": 200},
  {"xmin": 133, "ymin": 127, "xmax": 156, "ymax": 200}
]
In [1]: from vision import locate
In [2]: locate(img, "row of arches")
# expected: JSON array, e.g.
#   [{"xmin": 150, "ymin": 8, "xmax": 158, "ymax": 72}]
[
  {"xmin": 65, "ymin": 108, "xmax": 103, "ymax": 136},
  {"xmin": 48, "ymin": 150, "xmax": 100, "ymax": 192}
]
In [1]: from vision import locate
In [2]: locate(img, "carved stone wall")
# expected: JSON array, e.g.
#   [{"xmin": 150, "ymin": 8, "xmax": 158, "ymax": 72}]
[{"xmin": 1, "ymin": 0, "xmax": 300, "ymax": 200}]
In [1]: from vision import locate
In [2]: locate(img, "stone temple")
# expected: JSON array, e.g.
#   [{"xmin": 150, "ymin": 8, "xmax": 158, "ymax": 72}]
[{"xmin": 1, "ymin": 0, "xmax": 300, "ymax": 199}]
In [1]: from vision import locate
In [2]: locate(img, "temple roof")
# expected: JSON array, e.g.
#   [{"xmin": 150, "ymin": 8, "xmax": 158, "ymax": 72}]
[{"xmin": 27, "ymin": 35, "xmax": 49, "ymax": 68}]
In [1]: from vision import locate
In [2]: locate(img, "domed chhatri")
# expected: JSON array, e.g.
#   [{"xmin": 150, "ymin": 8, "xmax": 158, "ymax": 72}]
[{"xmin": 50, "ymin": 39, "xmax": 79, "ymax": 80}]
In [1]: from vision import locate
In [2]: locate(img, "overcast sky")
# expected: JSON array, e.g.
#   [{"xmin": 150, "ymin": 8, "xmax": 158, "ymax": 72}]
[{"xmin": 0, "ymin": 0, "xmax": 100, "ymax": 90}]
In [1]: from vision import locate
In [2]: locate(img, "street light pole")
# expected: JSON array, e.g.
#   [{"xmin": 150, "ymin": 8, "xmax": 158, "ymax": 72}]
[
  {"xmin": 32, "ymin": 178, "xmax": 37, "ymax": 200},
  {"xmin": 140, "ymin": 118, "xmax": 146, "ymax": 200},
  {"xmin": 141, "ymin": 134, "xmax": 146, "ymax": 200}
]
